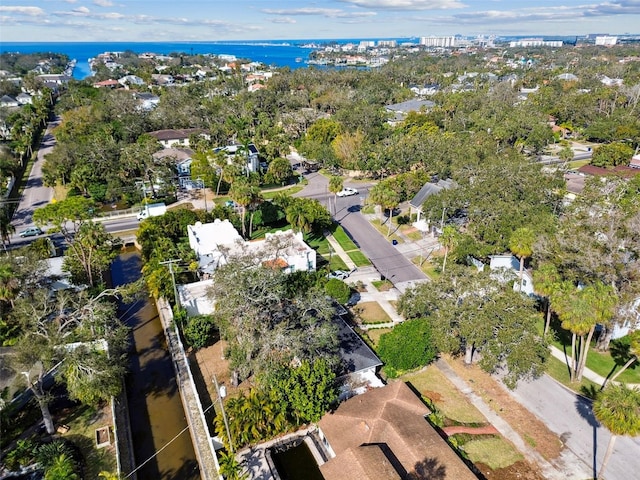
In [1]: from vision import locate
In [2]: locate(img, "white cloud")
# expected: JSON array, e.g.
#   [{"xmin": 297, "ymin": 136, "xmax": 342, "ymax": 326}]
[
  {"xmin": 262, "ymin": 7, "xmax": 376, "ymax": 18},
  {"xmin": 0, "ymin": 6, "xmax": 45, "ymax": 16},
  {"xmin": 338, "ymin": 0, "xmax": 466, "ymax": 10},
  {"xmin": 271, "ymin": 17, "xmax": 297, "ymax": 24},
  {"xmin": 93, "ymin": 0, "xmax": 114, "ymax": 6},
  {"xmin": 427, "ymin": 2, "xmax": 640, "ymax": 26}
]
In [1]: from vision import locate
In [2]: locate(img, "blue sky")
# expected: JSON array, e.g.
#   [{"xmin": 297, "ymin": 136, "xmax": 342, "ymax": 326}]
[{"xmin": 1, "ymin": 1, "xmax": 639, "ymax": 42}]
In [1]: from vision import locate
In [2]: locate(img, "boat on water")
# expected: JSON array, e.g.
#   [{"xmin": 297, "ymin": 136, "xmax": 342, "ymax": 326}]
[{"xmin": 295, "ymin": 57, "xmax": 303, "ymax": 63}]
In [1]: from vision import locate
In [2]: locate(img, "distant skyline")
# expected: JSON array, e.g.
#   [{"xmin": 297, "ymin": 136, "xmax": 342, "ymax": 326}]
[{"xmin": 1, "ymin": 1, "xmax": 639, "ymax": 43}]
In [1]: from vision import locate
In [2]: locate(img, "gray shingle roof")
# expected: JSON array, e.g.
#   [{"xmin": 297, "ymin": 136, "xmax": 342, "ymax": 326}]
[
  {"xmin": 409, "ymin": 179, "xmax": 455, "ymax": 209},
  {"xmin": 336, "ymin": 316, "xmax": 382, "ymax": 376}
]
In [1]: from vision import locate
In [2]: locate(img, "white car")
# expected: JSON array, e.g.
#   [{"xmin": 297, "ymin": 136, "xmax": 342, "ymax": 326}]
[
  {"xmin": 327, "ymin": 270, "xmax": 350, "ymax": 280},
  {"xmin": 336, "ymin": 187, "xmax": 358, "ymax": 197}
]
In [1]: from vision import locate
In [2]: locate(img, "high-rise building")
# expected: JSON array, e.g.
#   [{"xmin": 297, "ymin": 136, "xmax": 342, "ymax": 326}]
[
  {"xmin": 595, "ymin": 35, "xmax": 618, "ymax": 46},
  {"xmin": 419, "ymin": 36, "xmax": 456, "ymax": 48}
]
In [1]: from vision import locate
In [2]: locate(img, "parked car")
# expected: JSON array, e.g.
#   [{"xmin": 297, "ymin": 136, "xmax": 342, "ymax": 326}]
[
  {"xmin": 327, "ymin": 270, "xmax": 350, "ymax": 280},
  {"xmin": 19, "ymin": 227, "xmax": 44, "ymax": 237},
  {"xmin": 336, "ymin": 187, "xmax": 358, "ymax": 197}
]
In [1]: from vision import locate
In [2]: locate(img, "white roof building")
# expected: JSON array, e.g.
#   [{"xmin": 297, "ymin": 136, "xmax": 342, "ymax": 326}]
[{"xmin": 187, "ymin": 219, "xmax": 316, "ymax": 276}]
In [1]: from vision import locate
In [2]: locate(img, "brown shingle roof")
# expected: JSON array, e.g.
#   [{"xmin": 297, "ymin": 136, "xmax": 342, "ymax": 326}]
[
  {"xmin": 318, "ymin": 382, "xmax": 477, "ymax": 480},
  {"xmin": 320, "ymin": 445, "xmax": 402, "ymax": 479}
]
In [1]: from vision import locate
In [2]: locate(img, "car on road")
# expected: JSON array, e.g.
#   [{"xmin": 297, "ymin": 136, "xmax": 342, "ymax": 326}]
[
  {"xmin": 327, "ymin": 270, "xmax": 350, "ymax": 280},
  {"xmin": 336, "ymin": 187, "xmax": 358, "ymax": 197},
  {"xmin": 19, "ymin": 227, "xmax": 44, "ymax": 237}
]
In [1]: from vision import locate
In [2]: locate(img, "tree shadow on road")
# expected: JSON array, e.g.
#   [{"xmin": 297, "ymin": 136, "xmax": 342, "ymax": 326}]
[{"xmin": 574, "ymin": 394, "xmax": 600, "ymax": 479}]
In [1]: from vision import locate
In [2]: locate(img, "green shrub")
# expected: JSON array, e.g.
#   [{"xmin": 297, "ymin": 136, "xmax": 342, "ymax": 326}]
[
  {"xmin": 324, "ymin": 278, "xmax": 351, "ymax": 304},
  {"xmin": 183, "ymin": 315, "xmax": 217, "ymax": 350},
  {"xmin": 377, "ymin": 318, "xmax": 437, "ymax": 372}
]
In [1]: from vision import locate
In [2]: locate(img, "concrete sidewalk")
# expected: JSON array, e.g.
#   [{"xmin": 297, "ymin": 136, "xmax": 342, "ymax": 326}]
[
  {"xmin": 434, "ymin": 358, "xmax": 580, "ymax": 480},
  {"xmin": 549, "ymin": 344, "xmax": 638, "ymax": 388},
  {"xmin": 325, "ymin": 232, "xmax": 404, "ymax": 326}
]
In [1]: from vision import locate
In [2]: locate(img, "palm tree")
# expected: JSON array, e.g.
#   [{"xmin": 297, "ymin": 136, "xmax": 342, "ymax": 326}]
[
  {"xmin": 247, "ymin": 188, "xmax": 264, "ymax": 238},
  {"xmin": 0, "ymin": 208, "xmax": 15, "ymax": 250},
  {"xmin": 44, "ymin": 454, "xmax": 79, "ymax": 480},
  {"xmin": 328, "ymin": 175, "xmax": 343, "ymax": 216},
  {"xmin": 229, "ymin": 181, "xmax": 252, "ymax": 238},
  {"xmin": 555, "ymin": 282, "xmax": 616, "ymax": 382},
  {"xmin": 218, "ymin": 450, "xmax": 247, "ymax": 480},
  {"xmin": 604, "ymin": 330, "xmax": 640, "ymax": 388},
  {"xmin": 285, "ymin": 201, "xmax": 311, "ymax": 234},
  {"xmin": 509, "ymin": 227, "xmax": 535, "ymax": 292},
  {"xmin": 554, "ymin": 283, "xmax": 593, "ymax": 382},
  {"xmin": 439, "ymin": 225, "xmax": 458, "ymax": 274},
  {"xmin": 593, "ymin": 384, "xmax": 640, "ymax": 479},
  {"xmin": 533, "ymin": 262, "xmax": 561, "ymax": 335}
]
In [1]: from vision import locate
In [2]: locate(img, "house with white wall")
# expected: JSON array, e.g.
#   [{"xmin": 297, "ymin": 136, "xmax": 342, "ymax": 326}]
[
  {"xmin": 147, "ymin": 128, "xmax": 210, "ymax": 149},
  {"xmin": 187, "ymin": 219, "xmax": 316, "ymax": 277},
  {"xmin": 470, "ymin": 254, "xmax": 535, "ymax": 296},
  {"xmin": 214, "ymin": 143, "xmax": 260, "ymax": 174},
  {"xmin": 489, "ymin": 254, "xmax": 535, "ymax": 295}
]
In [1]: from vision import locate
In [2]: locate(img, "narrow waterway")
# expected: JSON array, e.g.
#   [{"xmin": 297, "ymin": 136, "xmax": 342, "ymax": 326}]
[{"xmin": 112, "ymin": 252, "xmax": 200, "ymax": 480}]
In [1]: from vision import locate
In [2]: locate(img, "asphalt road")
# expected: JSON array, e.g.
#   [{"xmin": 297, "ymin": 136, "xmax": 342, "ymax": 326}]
[
  {"xmin": 511, "ymin": 374, "xmax": 640, "ymax": 480},
  {"xmin": 294, "ymin": 168, "xmax": 427, "ymax": 287},
  {"xmin": 9, "ymin": 116, "xmax": 58, "ymax": 242}
]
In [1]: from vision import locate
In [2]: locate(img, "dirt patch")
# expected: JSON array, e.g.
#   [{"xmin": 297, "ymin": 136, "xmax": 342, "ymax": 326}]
[
  {"xmin": 475, "ymin": 461, "xmax": 546, "ymax": 480},
  {"xmin": 423, "ymin": 389, "xmax": 443, "ymax": 402},
  {"xmin": 193, "ymin": 340, "xmax": 254, "ymax": 402},
  {"xmin": 444, "ymin": 355, "xmax": 563, "ymax": 461}
]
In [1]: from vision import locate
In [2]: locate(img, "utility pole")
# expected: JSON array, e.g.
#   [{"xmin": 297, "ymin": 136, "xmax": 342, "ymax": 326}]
[
  {"xmin": 212, "ymin": 373, "xmax": 234, "ymax": 453},
  {"xmin": 160, "ymin": 259, "xmax": 181, "ymax": 307},
  {"xmin": 197, "ymin": 177, "xmax": 207, "ymax": 212}
]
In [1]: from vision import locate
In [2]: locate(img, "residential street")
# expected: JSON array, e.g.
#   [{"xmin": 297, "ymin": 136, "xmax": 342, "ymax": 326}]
[
  {"xmin": 511, "ymin": 374, "xmax": 640, "ymax": 480},
  {"xmin": 10, "ymin": 116, "xmax": 57, "ymax": 233},
  {"xmin": 298, "ymin": 163, "xmax": 638, "ymax": 480},
  {"xmin": 294, "ymin": 165, "xmax": 428, "ymax": 290}
]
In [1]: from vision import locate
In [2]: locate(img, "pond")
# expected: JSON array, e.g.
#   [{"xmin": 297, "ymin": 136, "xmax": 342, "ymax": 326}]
[{"xmin": 270, "ymin": 441, "xmax": 325, "ymax": 480}]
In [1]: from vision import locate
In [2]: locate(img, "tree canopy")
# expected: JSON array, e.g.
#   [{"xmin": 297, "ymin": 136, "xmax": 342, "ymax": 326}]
[{"xmin": 398, "ymin": 267, "xmax": 548, "ymax": 388}]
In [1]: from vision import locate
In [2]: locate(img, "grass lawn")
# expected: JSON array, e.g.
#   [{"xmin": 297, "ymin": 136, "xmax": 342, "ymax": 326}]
[
  {"xmin": 568, "ymin": 159, "xmax": 590, "ymax": 169},
  {"xmin": 399, "ymin": 224, "xmax": 423, "ymax": 241},
  {"xmin": 347, "ymin": 250, "xmax": 371, "ymax": 267},
  {"xmin": 411, "ymin": 256, "xmax": 441, "ymax": 280},
  {"xmin": 57, "ymin": 403, "xmax": 117, "ymax": 479},
  {"xmin": 262, "ymin": 184, "xmax": 305, "ymax": 199},
  {"xmin": 364, "ymin": 327, "xmax": 392, "ymax": 347},
  {"xmin": 370, "ymin": 219, "xmax": 404, "ymax": 244},
  {"xmin": 403, "ymin": 367, "xmax": 486, "ymax": 424},
  {"xmin": 372, "ymin": 279, "xmax": 394, "ymax": 291},
  {"xmin": 331, "ymin": 225, "xmax": 359, "ymax": 251},
  {"xmin": 328, "ymin": 257, "xmax": 349, "ymax": 271},
  {"xmin": 353, "ymin": 301, "xmax": 391, "ymax": 324},
  {"xmin": 462, "ymin": 437, "xmax": 523, "ymax": 470},
  {"xmin": 545, "ymin": 356, "xmax": 600, "ymax": 398},
  {"xmin": 587, "ymin": 348, "xmax": 640, "ymax": 384}
]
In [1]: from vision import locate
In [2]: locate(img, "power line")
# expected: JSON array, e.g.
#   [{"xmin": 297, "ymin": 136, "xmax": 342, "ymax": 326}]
[{"xmin": 123, "ymin": 403, "xmax": 216, "ymax": 479}]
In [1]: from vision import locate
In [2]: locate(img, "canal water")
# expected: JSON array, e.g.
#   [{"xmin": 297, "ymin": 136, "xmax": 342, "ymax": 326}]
[{"xmin": 112, "ymin": 253, "xmax": 200, "ymax": 480}]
